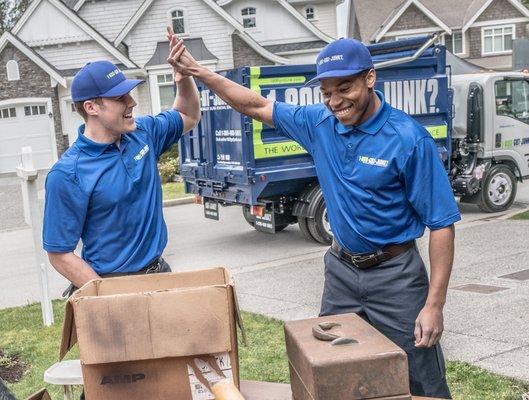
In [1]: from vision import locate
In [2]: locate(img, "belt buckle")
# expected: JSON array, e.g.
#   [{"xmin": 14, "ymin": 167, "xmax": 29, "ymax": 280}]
[{"xmin": 351, "ymin": 253, "xmax": 377, "ymax": 269}]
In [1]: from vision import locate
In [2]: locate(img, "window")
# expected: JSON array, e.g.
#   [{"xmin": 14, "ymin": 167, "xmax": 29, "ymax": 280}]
[
  {"xmin": 242, "ymin": 7, "xmax": 256, "ymax": 28},
  {"xmin": 24, "ymin": 105, "xmax": 46, "ymax": 116},
  {"xmin": 305, "ymin": 6, "xmax": 315, "ymax": 20},
  {"xmin": 157, "ymin": 73, "xmax": 175, "ymax": 112},
  {"xmin": 495, "ymin": 80, "xmax": 529, "ymax": 124},
  {"xmin": 483, "ymin": 25, "xmax": 514, "ymax": 55},
  {"xmin": 6, "ymin": 60, "xmax": 20, "ymax": 81},
  {"xmin": 171, "ymin": 9, "xmax": 185, "ymax": 34},
  {"xmin": 0, "ymin": 107, "xmax": 16, "ymax": 119},
  {"xmin": 446, "ymin": 32, "xmax": 464, "ymax": 54}
]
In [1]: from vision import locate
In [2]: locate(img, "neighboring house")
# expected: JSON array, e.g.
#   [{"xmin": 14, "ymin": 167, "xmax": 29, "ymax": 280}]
[
  {"xmin": 347, "ymin": 0, "xmax": 529, "ymax": 70},
  {"xmin": 0, "ymin": 0, "xmax": 342, "ymax": 174}
]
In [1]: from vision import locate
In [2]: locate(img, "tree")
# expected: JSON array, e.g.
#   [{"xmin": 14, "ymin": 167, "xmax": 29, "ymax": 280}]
[{"xmin": 0, "ymin": 0, "xmax": 31, "ymax": 35}]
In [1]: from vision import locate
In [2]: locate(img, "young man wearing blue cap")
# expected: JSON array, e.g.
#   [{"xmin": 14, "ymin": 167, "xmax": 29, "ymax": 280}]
[
  {"xmin": 172, "ymin": 38, "xmax": 460, "ymax": 398},
  {"xmin": 43, "ymin": 29, "xmax": 200, "ymax": 292}
]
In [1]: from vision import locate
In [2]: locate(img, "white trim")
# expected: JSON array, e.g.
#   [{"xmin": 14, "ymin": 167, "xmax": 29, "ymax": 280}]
[
  {"xmin": 0, "ymin": 97, "xmax": 59, "ymax": 165},
  {"xmin": 0, "ymin": 32, "xmax": 67, "ymax": 87},
  {"xmin": 450, "ymin": 30, "xmax": 466, "ymax": 55},
  {"xmin": 201, "ymin": 0, "xmax": 290, "ymax": 64},
  {"xmin": 470, "ymin": 17, "xmax": 529, "ymax": 28},
  {"xmin": 373, "ymin": 0, "xmax": 451, "ymax": 43},
  {"xmin": 6, "ymin": 60, "xmax": 20, "ymax": 81},
  {"xmin": 275, "ymin": 48, "xmax": 323, "ymax": 56},
  {"xmin": 167, "ymin": 7, "xmax": 190, "ymax": 36},
  {"xmin": 146, "ymin": 59, "xmax": 217, "ymax": 71},
  {"xmin": 275, "ymin": 0, "xmax": 333, "ymax": 42},
  {"xmin": 73, "ymin": 0, "xmax": 85, "ymax": 12},
  {"xmin": 386, "ymin": 26, "xmax": 446, "ymax": 37},
  {"xmin": 12, "ymin": 0, "xmax": 137, "ymax": 68},
  {"xmin": 481, "ymin": 24, "xmax": 515, "ymax": 56},
  {"xmin": 114, "ymin": 0, "xmax": 155, "ymax": 46},
  {"xmin": 463, "ymin": 0, "xmax": 529, "ymax": 32}
]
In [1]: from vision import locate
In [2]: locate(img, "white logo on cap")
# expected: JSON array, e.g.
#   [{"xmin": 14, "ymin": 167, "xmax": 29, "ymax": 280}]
[
  {"xmin": 106, "ymin": 68, "xmax": 121, "ymax": 79},
  {"xmin": 318, "ymin": 54, "xmax": 344, "ymax": 66}
]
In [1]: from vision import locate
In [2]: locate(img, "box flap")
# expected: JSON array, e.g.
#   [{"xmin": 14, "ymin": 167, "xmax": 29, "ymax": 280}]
[
  {"xmin": 92, "ymin": 267, "xmax": 230, "ymax": 296},
  {"xmin": 26, "ymin": 388, "xmax": 51, "ymax": 400},
  {"xmin": 59, "ymin": 299, "xmax": 77, "ymax": 360},
  {"xmin": 75, "ymin": 285, "xmax": 232, "ymax": 364}
]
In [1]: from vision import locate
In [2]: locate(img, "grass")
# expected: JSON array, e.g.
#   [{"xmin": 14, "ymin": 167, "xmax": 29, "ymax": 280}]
[
  {"xmin": 510, "ymin": 210, "xmax": 529, "ymax": 220},
  {"xmin": 161, "ymin": 181, "xmax": 189, "ymax": 201},
  {"xmin": 1, "ymin": 302, "xmax": 528, "ymax": 399}
]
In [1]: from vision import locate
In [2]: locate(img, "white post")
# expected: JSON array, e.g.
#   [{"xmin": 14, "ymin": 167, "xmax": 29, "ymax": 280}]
[{"xmin": 16, "ymin": 146, "xmax": 54, "ymax": 326}]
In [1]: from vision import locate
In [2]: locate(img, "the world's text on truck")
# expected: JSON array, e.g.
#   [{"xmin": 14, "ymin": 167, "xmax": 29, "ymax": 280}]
[{"xmin": 180, "ymin": 36, "xmax": 529, "ymax": 244}]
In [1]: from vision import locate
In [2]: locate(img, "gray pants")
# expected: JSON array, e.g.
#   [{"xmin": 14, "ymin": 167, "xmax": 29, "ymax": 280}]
[{"xmin": 320, "ymin": 246, "xmax": 451, "ymax": 399}]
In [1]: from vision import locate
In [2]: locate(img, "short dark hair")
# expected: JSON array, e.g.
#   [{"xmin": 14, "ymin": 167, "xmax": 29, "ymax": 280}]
[{"xmin": 74, "ymin": 98, "xmax": 103, "ymax": 121}]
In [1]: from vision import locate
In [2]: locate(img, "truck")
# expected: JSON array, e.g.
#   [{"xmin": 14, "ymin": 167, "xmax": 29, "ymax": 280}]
[{"xmin": 179, "ymin": 35, "xmax": 529, "ymax": 245}]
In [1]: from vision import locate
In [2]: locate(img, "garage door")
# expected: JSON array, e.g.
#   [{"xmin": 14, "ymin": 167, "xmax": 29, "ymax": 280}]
[{"xmin": 0, "ymin": 101, "xmax": 56, "ymax": 173}]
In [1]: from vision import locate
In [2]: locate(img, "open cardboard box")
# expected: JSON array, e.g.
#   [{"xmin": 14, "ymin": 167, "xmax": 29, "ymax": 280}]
[{"xmin": 59, "ymin": 267, "xmax": 243, "ymax": 400}]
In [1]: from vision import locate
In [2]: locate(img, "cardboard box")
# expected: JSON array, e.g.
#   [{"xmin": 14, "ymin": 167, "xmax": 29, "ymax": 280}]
[
  {"xmin": 59, "ymin": 267, "xmax": 242, "ymax": 400},
  {"xmin": 26, "ymin": 388, "xmax": 52, "ymax": 400}
]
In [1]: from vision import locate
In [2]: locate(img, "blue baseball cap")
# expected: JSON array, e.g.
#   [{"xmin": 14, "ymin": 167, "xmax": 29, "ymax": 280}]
[
  {"xmin": 306, "ymin": 38, "xmax": 374, "ymax": 86},
  {"xmin": 71, "ymin": 60, "xmax": 144, "ymax": 102}
]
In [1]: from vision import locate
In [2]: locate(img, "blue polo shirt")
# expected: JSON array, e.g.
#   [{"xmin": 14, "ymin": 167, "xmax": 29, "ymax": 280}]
[
  {"xmin": 42, "ymin": 110, "xmax": 183, "ymax": 274},
  {"xmin": 273, "ymin": 91, "xmax": 461, "ymax": 253}
]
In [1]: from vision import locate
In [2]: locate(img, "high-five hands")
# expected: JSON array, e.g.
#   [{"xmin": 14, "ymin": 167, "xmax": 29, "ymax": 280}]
[{"xmin": 166, "ymin": 26, "xmax": 201, "ymax": 81}]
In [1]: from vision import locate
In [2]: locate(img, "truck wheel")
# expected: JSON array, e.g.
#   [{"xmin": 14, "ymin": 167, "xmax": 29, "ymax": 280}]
[
  {"xmin": 242, "ymin": 205, "xmax": 255, "ymax": 227},
  {"xmin": 297, "ymin": 217, "xmax": 313, "ymax": 241},
  {"xmin": 307, "ymin": 199, "xmax": 333, "ymax": 245},
  {"xmin": 478, "ymin": 164, "xmax": 517, "ymax": 213}
]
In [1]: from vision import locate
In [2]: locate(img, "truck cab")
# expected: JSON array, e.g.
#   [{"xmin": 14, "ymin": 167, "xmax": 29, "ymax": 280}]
[{"xmin": 451, "ymin": 72, "xmax": 529, "ymax": 212}]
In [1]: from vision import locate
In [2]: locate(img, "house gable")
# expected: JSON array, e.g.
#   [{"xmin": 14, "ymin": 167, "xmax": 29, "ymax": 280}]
[
  {"xmin": 463, "ymin": 0, "xmax": 529, "ymax": 31},
  {"xmin": 12, "ymin": 0, "xmax": 137, "ymax": 68},
  {"xmin": 476, "ymin": 0, "xmax": 524, "ymax": 22},
  {"xmin": 392, "ymin": 4, "xmax": 435, "ymax": 31},
  {"xmin": 372, "ymin": 0, "xmax": 451, "ymax": 42}
]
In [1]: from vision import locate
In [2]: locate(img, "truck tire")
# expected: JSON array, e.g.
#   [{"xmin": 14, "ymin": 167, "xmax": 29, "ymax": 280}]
[
  {"xmin": 307, "ymin": 199, "xmax": 333, "ymax": 245},
  {"xmin": 478, "ymin": 164, "xmax": 517, "ymax": 213},
  {"xmin": 297, "ymin": 216, "xmax": 313, "ymax": 241}
]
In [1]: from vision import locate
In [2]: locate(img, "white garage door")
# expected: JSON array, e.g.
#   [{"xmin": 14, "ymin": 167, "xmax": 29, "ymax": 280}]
[{"xmin": 0, "ymin": 101, "xmax": 56, "ymax": 173}]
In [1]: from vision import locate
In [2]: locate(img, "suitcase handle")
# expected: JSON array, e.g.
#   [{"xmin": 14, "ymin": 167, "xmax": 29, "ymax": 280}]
[{"xmin": 312, "ymin": 322, "xmax": 358, "ymax": 346}]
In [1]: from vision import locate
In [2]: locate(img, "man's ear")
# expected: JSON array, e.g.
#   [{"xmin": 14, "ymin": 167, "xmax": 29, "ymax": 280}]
[
  {"xmin": 83, "ymin": 100, "xmax": 100, "ymax": 117},
  {"xmin": 366, "ymin": 69, "xmax": 376, "ymax": 89}
]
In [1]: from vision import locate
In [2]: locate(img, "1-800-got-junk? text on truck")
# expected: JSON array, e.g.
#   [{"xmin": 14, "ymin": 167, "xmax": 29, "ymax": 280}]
[{"xmin": 179, "ymin": 36, "xmax": 529, "ymax": 245}]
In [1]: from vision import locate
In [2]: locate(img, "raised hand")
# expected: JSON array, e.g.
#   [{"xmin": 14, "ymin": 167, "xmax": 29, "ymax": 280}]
[{"xmin": 166, "ymin": 26, "xmax": 186, "ymax": 82}]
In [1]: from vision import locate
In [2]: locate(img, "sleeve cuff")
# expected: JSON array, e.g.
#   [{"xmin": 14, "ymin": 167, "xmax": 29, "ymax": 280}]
[
  {"xmin": 43, "ymin": 243, "xmax": 77, "ymax": 253},
  {"xmin": 426, "ymin": 213, "xmax": 462, "ymax": 230}
]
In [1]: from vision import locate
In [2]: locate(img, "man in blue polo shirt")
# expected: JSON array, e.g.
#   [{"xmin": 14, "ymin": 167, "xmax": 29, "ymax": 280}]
[
  {"xmin": 43, "ymin": 29, "xmax": 200, "ymax": 292},
  {"xmin": 172, "ymin": 38, "xmax": 460, "ymax": 398}
]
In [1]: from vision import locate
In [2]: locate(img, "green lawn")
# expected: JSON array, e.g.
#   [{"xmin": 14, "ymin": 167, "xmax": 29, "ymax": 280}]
[
  {"xmin": 510, "ymin": 210, "xmax": 529, "ymax": 220},
  {"xmin": 1, "ymin": 301, "xmax": 528, "ymax": 399},
  {"xmin": 161, "ymin": 181, "xmax": 189, "ymax": 201}
]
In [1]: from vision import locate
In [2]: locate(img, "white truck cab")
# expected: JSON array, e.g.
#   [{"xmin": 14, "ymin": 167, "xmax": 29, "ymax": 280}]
[{"xmin": 451, "ymin": 72, "xmax": 529, "ymax": 212}]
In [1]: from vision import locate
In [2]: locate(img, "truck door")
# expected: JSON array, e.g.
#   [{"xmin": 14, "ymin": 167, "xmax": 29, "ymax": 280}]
[{"xmin": 493, "ymin": 78, "xmax": 529, "ymax": 177}]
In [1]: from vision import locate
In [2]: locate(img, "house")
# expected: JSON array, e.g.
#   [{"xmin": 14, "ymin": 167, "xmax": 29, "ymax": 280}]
[
  {"xmin": 347, "ymin": 0, "xmax": 529, "ymax": 70},
  {"xmin": 0, "ymin": 0, "xmax": 342, "ymax": 174}
]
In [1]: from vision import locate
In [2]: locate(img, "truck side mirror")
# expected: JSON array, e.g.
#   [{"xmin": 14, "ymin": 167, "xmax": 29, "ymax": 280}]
[{"xmin": 467, "ymin": 82, "xmax": 484, "ymax": 143}]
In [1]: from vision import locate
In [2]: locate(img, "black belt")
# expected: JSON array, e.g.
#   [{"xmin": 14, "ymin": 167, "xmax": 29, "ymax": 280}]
[
  {"xmin": 331, "ymin": 240, "xmax": 414, "ymax": 269},
  {"xmin": 101, "ymin": 257, "xmax": 166, "ymax": 278}
]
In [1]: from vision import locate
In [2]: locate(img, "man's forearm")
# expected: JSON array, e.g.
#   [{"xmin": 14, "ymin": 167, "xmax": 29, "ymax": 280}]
[
  {"xmin": 426, "ymin": 225, "xmax": 455, "ymax": 309},
  {"xmin": 193, "ymin": 66, "xmax": 274, "ymax": 126},
  {"xmin": 48, "ymin": 252, "xmax": 99, "ymax": 288},
  {"xmin": 173, "ymin": 76, "xmax": 200, "ymax": 123}
]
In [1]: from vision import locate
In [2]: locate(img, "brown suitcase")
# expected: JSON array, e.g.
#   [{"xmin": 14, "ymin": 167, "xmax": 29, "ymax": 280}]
[{"xmin": 284, "ymin": 313, "xmax": 411, "ymax": 400}]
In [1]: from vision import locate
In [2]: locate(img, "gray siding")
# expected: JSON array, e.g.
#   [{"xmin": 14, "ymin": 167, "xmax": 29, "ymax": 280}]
[
  {"xmin": 125, "ymin": 0, "xmax": 234, "ymax": 70},
  {"xmin": 392, "ymin": 4, "xmax": 433, "ymax": 31},
  {"xmin": 294, "ymin": 3, "xmax": 337, "ymax": 38},
  {"xmin": 78, "ymin": 0, "xmax": 144, "ymax": 41},
  {"xmin": 476, "ymin": 0, "xmax": 522, "ymax": 22},
  {"xmin": 35, "ymin": 41, "xmax": 122, "ymax": 71}
]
